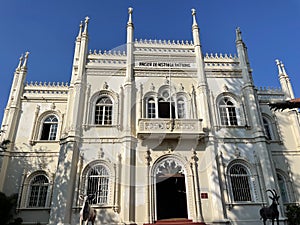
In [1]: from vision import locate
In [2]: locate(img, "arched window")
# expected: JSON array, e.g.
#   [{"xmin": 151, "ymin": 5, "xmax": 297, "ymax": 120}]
[
  {"xmin": 147, "ymin": 98, "xmax": 156, "ymax": 118},
  {"xmin": 228, "ymin": 164, "xmax": 252, "ymax": 202},
  {"xmin": 86, "ymin": 164, "xmax": 110, "ymax": 204},
  {"xmin": 219, "ymin": 97, "xmax": 238, "ymax": 126},
  {"xmin": 263, "ymin": 117, "xmax": 273, "ymax": 140},
  {"xmin": 95, "ymin": 96, "xmax": 113, "ymax": 125},
  {"xmin": 28, "ymin": 175, "xmax": 49, "ymax": 207},
  {"xmin": 277, "ymin": 173, "xmax": 289, "ymax": 203},
  {"xmin": 40, "ymin": 115, "xmax": 58, "ymax": 140}
]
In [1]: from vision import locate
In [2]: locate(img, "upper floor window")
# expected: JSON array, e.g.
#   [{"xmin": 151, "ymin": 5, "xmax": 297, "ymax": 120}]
[
  {"xmin": 85, "ymin": 164, "xmax": 110, "ymax": 205},
  {"xmin": 219, "ymin": 97, "xmax": 238, "ymax": 126},
  {"xmin": 228, "ymin": 164, "xmax": 253, "ymax": 202},
  {"xmin": 145, "ymin": 90, "xmax": 187, "ymax": 119},
  {"xmin": 147, "ymin": 98, "xmax": 156, "ymax": 118},
  {"xmin": 263, "ymin": 117, "xmax": 273, "ymax": 140},
  {"xmin": 28, "ymin": 174, "xmax": 49, "ymax": 207},
  {"xmin": 40, "ymin": 115, "xmax": 58, "ymax": 140},
  {"xmin": 95, "ymin": 97, "xmax": 113, "ymax": 125}
]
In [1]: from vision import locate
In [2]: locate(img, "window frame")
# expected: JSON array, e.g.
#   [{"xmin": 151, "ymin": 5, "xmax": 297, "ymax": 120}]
[
  {"xmin": 26, "ymin": 173, "xmax": 50, "ymax": 208},
  {"xmin": 227, "ymin": 163, "xmax": 254, "ymax": 202},
  {"xmin": 81, "ymin": 161, "xmax": 115, "ymax": 207},
  {"xmin": 39, "ymin": 115, "xmax": 59, "ymax": 141},
  {"xmin": 94, "ymin": 96, "xmax": 113, "ymax": 125}
]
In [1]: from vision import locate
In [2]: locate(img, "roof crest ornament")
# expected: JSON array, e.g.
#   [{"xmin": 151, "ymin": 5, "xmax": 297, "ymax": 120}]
[{"xmin": 280, "ymin": 61, "xmax": 288, "ymax": 76}]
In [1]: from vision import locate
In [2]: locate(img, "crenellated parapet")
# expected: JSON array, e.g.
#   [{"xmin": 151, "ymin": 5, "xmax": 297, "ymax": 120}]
[
  {"xmin": 204, "ymin": 52, "xmax": 240, "ymax": 73},
  {"xmin": 87, "ymin": 49, "xmax": 127, "ymax": 65},
  {"xmin": 23, "ymin": 81, "xmax": 69, "ymax": 97},
  {"xmin": 257, "ymin": 86, "xmax": 285, "ymax": 102}
]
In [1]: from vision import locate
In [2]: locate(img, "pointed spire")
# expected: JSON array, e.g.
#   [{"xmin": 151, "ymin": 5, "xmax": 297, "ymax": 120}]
[
  {"xmin": 83, "ymin": 16, "xmax": 89, "ymax": 35},
  {"xmin": 21, "ymin": 52, "xmax": 29, "ymax": 69},
  {"xmin": 275, "ymin": 59, "xmax": 283, "ymax": 74},
  {"xmin": 191, "ymin": 9, "xmax": 198, "ymax": 28},
  {"xmin": 77, "ymin": 20, "xmax": 83, "ymax": 38},
  {"xmin": 236, "ymin": 27, "xmax": 242, "ymax": 42},
  {"xmin": 17, "ymin": 54, "xmax": 24, "ymax": 70},
  {"xmin": 127, "ymin": 7, "xmax": 133, "ymax": 26}
]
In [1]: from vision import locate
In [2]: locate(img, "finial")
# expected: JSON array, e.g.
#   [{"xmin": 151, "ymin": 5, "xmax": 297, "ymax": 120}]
[
  {"xmin": 83, "ymin": 16, "xmax": 90, "ymax": 34},
  {"xmin": 78, "ymin": 21, "xmax": 83, "ymax": 37},
  {"xmin": 236, "ymin": 27, "xmax": 242, "ymax": 41},
  {"xmin": 275, "ymin": 59, "xmax": 283, "ymax": 74},
  {"xmin": 128, "ymin": 7, "xmax": 133, "ymax": 25},
  {"xmin": 22, "ymin": 52, "xmax": 30, "ymax": 68},
  {"xmin": 191, "ymin": 8, "xmax": 198, "ymax": 27},
  {"xmin": 17, "ymin": 54, "xmax": 24, "ymax": 70},
  {"xmin": 280, "ymin": 61, "xmax": 288, "ymax": 76}
]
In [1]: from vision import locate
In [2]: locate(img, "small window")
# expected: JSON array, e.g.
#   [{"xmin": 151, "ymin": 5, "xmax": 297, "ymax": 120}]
[
  {"xmin": 229, "ymin": 164, "xmax": 252, "ymax": 202},
  {"xmin": 28, "ymin": 175, "xmax": 49, "ymax": 207},
  {"xmin": 219, "ymin": 97, "xmax": 238, "ymax": 126},
  {"xmin": 277, "ymin": 173, "xmax": 289, "ymax": 203},
  {"xmin": 40, "ymin": 115, "xmax": 58, "ymax": 140},
  {"xmin": 86, "ymin": 165, "xmax": 110, "ymax": 204},
  {"xmin": 263, "ymin": 117, "xmax": 273, "ymax": 140},
  {"xmin": 95, "ymin": 97, "xmax": 113, "ymax": 125},
  {"xmin": 177, "ymin": 98, "xmax": 185, "ymax": 118},
  {"xmin": 147, "ymin": 98, "xmax": 156, "ymax": 118}
]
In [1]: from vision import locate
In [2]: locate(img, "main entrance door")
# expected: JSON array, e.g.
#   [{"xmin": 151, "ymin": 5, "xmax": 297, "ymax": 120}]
[{"xmin": 155, "ymin": 159, "xmax": 188, "ymax": 221}]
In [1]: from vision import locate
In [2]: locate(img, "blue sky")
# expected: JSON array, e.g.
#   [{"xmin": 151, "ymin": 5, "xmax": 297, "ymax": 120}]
[{"xmin": 0, "ymin": 0, "xmax": 299, "ymax": 122}]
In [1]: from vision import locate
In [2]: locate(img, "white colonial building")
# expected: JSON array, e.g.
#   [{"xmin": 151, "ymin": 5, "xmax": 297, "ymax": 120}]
[{"xmin": 0, "ymin": 8, "xmax": 299, "ymax": 225}]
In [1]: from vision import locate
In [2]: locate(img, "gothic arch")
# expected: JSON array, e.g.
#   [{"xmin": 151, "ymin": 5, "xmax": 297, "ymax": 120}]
[
  {"xmin": 216, "ymin": 92, "xmax": 245, "ymax": 126},
  {"xmin": 80, "ymin": 160, "xmax": 115, "ymax": 206},
  {"xmin": 88, "ymin": 90, "xmax": 119, "ymax": 126}
]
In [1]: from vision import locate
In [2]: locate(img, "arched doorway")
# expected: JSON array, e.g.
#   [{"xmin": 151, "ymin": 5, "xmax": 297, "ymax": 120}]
[{"xmin": 155, "ymin": 158, "xmax": 188, "ymax": 220}]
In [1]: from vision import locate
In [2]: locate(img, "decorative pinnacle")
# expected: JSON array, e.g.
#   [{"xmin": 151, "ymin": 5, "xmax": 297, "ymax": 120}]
[
  {"xmin": 236, "ymin": 27, "xmax": 242, "ymax": 41},
  {"xmin": 17, "ymin": 54, "xmax": 24, "ymax": 69},
  {"xmin": 275, "ymin": 59, "xmax": 283, "ymax": 74},
  {"xmin": 128, "ymin": 7, "xmax": 133, "ymax": 25},
  {"xmin": 22, "ymin": 52, "xmax": 30, "ymax": 68},
  {"xmin": 78, "ymin": 21, "xmax": 83, "ymax": 37},
  {"xmin": 83, "ymin": 16, "xmax": 90, "ymax": 34},
  {"xmin": 191, "ymin": 9, "xmax": 198, "ymax": 27},
  {"xmin": 281, "ymin": 62, "xmax": 288, "ymax": 75}
]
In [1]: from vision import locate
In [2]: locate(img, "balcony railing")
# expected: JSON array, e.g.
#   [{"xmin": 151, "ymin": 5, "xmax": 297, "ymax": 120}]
[{"xmin": 137, "ymin": 118, "xmax": 205, "ymax": 139}]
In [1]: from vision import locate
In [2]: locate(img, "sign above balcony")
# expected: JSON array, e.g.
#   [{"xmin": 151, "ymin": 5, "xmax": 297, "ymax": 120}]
[{"xmin": 135, "ymin": 61, "xmax": 196, "ymax": 69}]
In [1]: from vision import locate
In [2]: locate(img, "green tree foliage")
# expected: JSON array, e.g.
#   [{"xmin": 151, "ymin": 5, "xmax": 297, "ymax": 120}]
[
  {"xmin": 286, "ymin": 204, "xmax": 300, "ymax": 225},
  {"xmin": 0, "ymin": 192, "xmax": 22, "ymax": 225}
]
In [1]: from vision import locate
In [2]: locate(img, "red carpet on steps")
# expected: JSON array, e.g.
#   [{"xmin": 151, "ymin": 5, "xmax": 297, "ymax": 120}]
[{"xmin": 144, "ymin": 218, "xmax": 206, "ymax": 225}]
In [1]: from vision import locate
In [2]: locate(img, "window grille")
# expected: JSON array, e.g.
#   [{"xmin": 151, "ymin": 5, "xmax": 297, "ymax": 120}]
[
  {"xmin": 147, "ymin": 98, "xmax": 156, "ymax": 118},
  {"xmin": 219, "ymin": 97, "xmax": 238, "ymax": 126},
  {"xmin": 95, "ymin": 97, "xmax": 113, "ymax": 125},
  {"xmin": 86, "ymin": 165, "xmax": 109, "ymax": 204},
  {"xmin": 28, "ymin": 175, "xmax": 49, "ymax": 207},
  {"xmin": 40, "ymin": 115, "xmax": 58, "ymax": 140},
  {"xmin": 263, "ymin": 118, "xmax": 272, "ymax": 140},
  {"xmin": 229, "ymin": 164, "xmax": 252, "ymax": 201}
]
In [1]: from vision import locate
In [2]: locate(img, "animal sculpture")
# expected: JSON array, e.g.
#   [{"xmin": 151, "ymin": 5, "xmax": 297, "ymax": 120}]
[
  {"xmin": 79, "ymin": 194, "xmax": 97, "ymax": 225},
  {"xmin": 259, "ymin": 189, "xmax": 280, "ymax": 225}
]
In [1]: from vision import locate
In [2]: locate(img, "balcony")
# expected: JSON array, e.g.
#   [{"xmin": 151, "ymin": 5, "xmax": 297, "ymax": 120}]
[{"xmin": 137, "ymin": 118, "xmax": 205, "ymax": 140}]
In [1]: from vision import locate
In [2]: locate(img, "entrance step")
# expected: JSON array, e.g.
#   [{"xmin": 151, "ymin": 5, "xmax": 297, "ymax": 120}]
[{"xmin": 144, "ymin": 218, "xmax": 207, "ymax": 225}]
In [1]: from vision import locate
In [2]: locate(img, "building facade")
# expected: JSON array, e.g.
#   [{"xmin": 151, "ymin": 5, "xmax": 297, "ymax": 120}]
[{"xmin": 0, "ymin": 8, "xmax": 299, "ymax": 225}]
